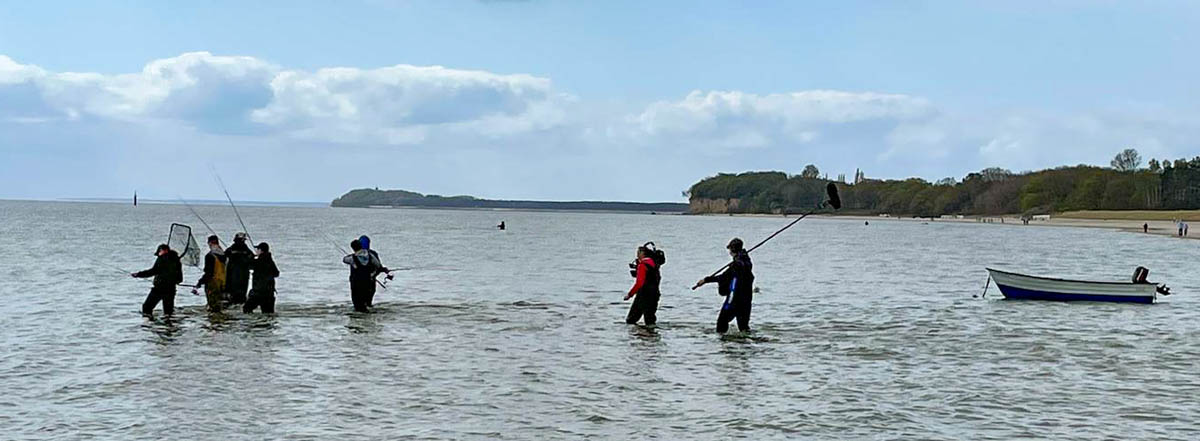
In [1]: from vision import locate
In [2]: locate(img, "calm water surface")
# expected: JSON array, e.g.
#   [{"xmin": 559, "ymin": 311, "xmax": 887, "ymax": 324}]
[{"xmin": 1, "ymin": 200, "xmax": 1199, "ymax": 440}]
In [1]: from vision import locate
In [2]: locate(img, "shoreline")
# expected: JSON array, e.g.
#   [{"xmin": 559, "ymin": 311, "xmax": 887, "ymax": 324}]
[{"xmin": 693, "ymin": 212, "xmax": 1200, "ymax": 241}]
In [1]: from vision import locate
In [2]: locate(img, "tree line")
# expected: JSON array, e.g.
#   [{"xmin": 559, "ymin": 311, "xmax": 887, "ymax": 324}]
[{"xmin": 687, "ymin": 149, "xmax": 1200, "ymax": 216}]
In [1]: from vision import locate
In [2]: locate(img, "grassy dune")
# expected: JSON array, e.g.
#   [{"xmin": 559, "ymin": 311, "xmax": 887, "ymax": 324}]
[{"xmin": 1058, "ymin": 210, "xmax": 1200, "ymax": 221}]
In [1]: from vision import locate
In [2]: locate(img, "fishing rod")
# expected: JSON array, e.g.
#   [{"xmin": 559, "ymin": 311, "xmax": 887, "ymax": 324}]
[
  {"xmin": 178, "ymin": 197, "xmax": 226, "ymax": 248},
  {"xmin": 210, "ymin": 166, "xmax": 252, "ymax": 243},
  {"xmin": 87, "ymin": 257, "xmax": 134, "ymax": 276},
  {"xmin": 692, "ymin": 182, "xmax": 842, "ymax": 290}
]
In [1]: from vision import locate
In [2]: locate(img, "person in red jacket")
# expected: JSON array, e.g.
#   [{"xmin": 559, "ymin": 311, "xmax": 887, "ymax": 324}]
[{"xmin": 624, "ymin": 242, "xmax": 665, "ymax": 326}]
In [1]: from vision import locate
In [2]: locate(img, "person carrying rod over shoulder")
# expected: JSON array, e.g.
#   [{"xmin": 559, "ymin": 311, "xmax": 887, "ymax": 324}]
[
  {"xmin": 224, "ymin": 232, "xmax": 253, "ymax": 306},
  {"xmin": 693, "ymin": 238, "xmax": 755, "ymax": 334},
  {"xmin": 624, "ymin": 242, "xmax": 665, "ymax": 326},
  {"xmin": 131, "ymin": 244, "xmax": 183, "ymax": 316}
]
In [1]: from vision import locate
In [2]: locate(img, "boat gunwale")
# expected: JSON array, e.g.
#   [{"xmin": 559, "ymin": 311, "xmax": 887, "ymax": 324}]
[{"xmin": 985, "ymin": 267, "xmax": 1142, "ymax": 287}]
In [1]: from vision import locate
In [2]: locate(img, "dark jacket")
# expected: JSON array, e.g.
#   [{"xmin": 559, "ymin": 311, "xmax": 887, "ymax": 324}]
[
  {"xmin": 135, "ymin": 250, "xmax": 183, "ymax": 288},
  {"xmin": 704, "ymin": 250, "xmax": 754, "ymax": 304},
  {"xmin": 225, "ymin": 241, "xmax": 254, "ymax": 291},
  {"xmin": 251, "ymin": 252, "xmax": 280, "ymax": 295}
]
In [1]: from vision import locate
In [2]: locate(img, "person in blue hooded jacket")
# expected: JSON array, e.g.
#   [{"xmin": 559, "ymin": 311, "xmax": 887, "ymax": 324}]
[{"xmin": 342, "ymin": 238, "xmax": 390, "ymax": 312}]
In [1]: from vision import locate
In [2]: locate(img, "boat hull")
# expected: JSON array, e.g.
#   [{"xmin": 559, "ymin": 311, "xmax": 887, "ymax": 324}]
[{"xmin": 987, "ymin": 268, "xmax": 1156, "ymax": 304}]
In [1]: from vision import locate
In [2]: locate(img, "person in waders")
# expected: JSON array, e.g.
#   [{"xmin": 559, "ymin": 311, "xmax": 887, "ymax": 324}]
[
  {"xmin": 224, "ymin": 232, "xmax": 253, "ymax": 305},
  {"xmin": 244, "ymin": 242, "xmax": 279, "ymax": 314},
  {"xmin": 192, "ymin": 235, "xmax": 227, "ymax": 313},
  {"xmin": 132, "ymin": 244, "xmax": 183, "ymax": 316},
  {"xmin": 624, "ymin": 242, "xmax": 665, "ymax": 326},
  {"xmin": 343, "ymin": 239, "xmax": 389, "ymax": 312},
  {"xmin": 693, "ymin": 238, "xmax": 755, "ymax": 334}
]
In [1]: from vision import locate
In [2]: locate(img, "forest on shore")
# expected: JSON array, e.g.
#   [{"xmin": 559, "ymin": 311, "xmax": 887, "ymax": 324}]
[{"xmin": 687, "ymin": 149, "xmax": 1200, "ymax": 216}]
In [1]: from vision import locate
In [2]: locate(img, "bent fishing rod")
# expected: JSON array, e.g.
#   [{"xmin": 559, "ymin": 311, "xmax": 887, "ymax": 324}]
[
  {"xmin": 178, "ymin": 196, "xmax": 226, "ymax": 248},
  {"xmin": 211, "ymin": 166, "xmax": 252, "ymax": 243},
  {"xmin": 692, "ymin": 182, "xmax": 842, "ymax": 290}
]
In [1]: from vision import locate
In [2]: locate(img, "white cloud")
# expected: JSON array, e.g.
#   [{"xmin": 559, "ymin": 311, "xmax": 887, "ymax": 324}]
[
  {"xmin": 626, "ymin": 90, "xmax": 934, "ymax": 151},
  {"xmin": 0, "ymin": 52, "xmax": 566, "ymax": 142}
]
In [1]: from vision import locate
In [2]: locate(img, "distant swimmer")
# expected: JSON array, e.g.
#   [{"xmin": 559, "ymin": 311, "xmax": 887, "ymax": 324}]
[
  {"xmin": 131, "ymin": 244, "xmax": 183, "ymax": 316},
  {"xmin": 192, "ymin": 235, "xmax": 227, "ymax": 313},
  {"xmin": 244, "ymin": 242, "xmax": 279, "ymax": 314},
  {"xmin": 224, "ymin": 232, "xmax": 253, "ymax": 305},
  {"xmin": 343, "ymin": 238, "xmax": 391, "ymax": 312},
  {"xmin": 498, "ymin": 221, "xmax": 506, "ymax": 230},
  {"xmin": 624, "ymin": 242, "xmax": 665, "ymax": 326},
  {"xmin": 693, "ymin": 238, "xmax": 755, "ymax": 334}
]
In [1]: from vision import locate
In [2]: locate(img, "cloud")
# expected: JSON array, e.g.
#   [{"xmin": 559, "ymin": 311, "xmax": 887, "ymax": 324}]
[
  {"xmin": 625, "ymin": 90, "xmax": 934, "ymax": 151},
  {"xmin": 252, "ymin": 65, "xmax": 565, "ymax": 144},
  {"xmin": 0, "ymin": 52, "xmax": 566, "ymax": 142}
]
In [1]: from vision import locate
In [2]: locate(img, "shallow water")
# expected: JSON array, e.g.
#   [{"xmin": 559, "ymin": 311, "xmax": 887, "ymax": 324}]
[{"xmin": 1, "ymin": 200, "xmax": 1198, "ymax": 440}]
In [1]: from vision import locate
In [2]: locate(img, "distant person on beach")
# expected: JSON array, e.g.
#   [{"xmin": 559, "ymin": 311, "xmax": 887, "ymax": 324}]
[
  {"xmin": 224, "ymin": 232, "xmax": 253, "ymax": 305},
  {"xmin": 193, "ymin": 235, "xmax": 227, "ymax": 313},
  {"xmin": 624, "ymin": 242, "xmax": 665, "ymax": 326},
  {"xmin": 244, "ymin": 242, "xmax": 279, "ymax": 314},
  {"xmin": 1144, "ymin": 223, "xmax": 1149, "ymax": 233},
  {"xmin": 1179, "ymin": 221, "xmax": 1184, "ymax": 237},
  {"xmin": 131, "ymin": 244, "xmax": 183, "ymax": 316},
  {"xmin": 693, "ymin": 238, "xmax": 756, "ymax": 334},
  {"xmin": 1186, "ymin": 222, "xmax": 1190, "ymax": 237}
]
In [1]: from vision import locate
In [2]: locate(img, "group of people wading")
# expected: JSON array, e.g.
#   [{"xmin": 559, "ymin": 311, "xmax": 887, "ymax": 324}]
[
  {"xmin": 133, "ymin": 233, "xmax": 391, "ymax": 316},
  {"xmin": 136, "ymin": 233, "xmax": 755, "ymax": 334}
]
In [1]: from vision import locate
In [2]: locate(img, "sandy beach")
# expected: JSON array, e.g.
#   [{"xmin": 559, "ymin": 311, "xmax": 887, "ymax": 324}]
[{"xmin": 819, "ymin": 213, "xmax": 1200, "ymax": 240}]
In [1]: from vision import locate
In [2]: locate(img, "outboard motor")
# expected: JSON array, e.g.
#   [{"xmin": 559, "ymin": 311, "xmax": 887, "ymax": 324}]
[{"xmin": 1132, "ymin": 266, "xmax": 1150, "ymax": 284}]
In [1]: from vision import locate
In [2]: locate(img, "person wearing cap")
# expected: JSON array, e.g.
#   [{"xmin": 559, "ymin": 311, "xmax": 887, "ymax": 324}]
[
  {"xmin": 692, "ymin": 238, "xmax": 756, "ymax": 334},
  {"xmin": 244, "ymin": 242, "xmax": 280, "ymax": 314},
  {"xmin": 193, "ymin": 235, "xmax": 227, "ymax": 313},
  {"xmin": 131, "ymin": 244, "xmax": 183, "ymax": 316},
  {"xmin": 224, "ymin": 232, "xmax": 254, "ymax": 305}
]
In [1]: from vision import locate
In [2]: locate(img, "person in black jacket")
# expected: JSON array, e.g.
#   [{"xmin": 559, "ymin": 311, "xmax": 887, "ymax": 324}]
[
  {"xmin": 224, "ymin": 232, "xmax": 253, "ymax": 305},
  {"xmin": 244, "ymin": 242, "xmax": 280, "ymax": 314},
  {"xmin": 343, "ymin": 239, "xmax": 389, "ymax": 312},
  {"xmin": 693, "ymin": 238, "xmax": 755, "ymax": 334},
  {"xmin": 132, "ymin": 244, "xmax": 183, "ymax": 316},
  {"xmin": 624, "ymin": 243, "xmax": 664, "ymax": 326}
]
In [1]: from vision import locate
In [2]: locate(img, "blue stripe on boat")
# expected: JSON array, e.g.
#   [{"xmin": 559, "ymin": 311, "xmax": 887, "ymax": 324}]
[{"xmin": 995, "ymin": 284, "xmax": 1154, "ymax": 304}]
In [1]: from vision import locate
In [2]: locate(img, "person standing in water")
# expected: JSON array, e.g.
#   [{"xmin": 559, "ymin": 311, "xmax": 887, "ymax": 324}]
[
  {"xmin": 132, "ymin": 244, "xmax": 183, "ymax": 316},
  {"xmin": 224, "ymin": 232, "xmax": 253, "ymax": 305},
  {"xmin": 193, "ymin": 235, "xmax": 227, "ymax": 313},
  {"xmin": 343, "ymin": 239, "xmax": 390, "ymax": 312},
  {"xmin": 624, "ymin": 242, "xmax": 664, "ymax": 326},
  {"xmin": 244, "ymin": 242, "xmax": 279, "ymax": 314},
  {"xmin": 693, "ymin": 238, "xmax": 755, "ymax": 334}
]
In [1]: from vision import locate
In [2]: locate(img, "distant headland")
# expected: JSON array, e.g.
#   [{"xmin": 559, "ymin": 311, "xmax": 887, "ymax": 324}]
[{"xmin": 331, "ymin": 188, "xmax": 688, "ymax": 213}]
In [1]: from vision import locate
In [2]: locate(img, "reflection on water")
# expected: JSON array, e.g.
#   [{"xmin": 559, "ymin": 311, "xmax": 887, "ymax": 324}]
[{"xmin": 1, "ymin": 200, "xmax": 1199, "ymax": 440}]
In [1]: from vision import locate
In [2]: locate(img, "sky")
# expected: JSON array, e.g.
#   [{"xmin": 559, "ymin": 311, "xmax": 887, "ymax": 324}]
[{"xmin": 1, "ymin": 0, "xmax": 1198, "ymax": 202}]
